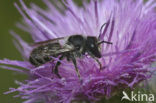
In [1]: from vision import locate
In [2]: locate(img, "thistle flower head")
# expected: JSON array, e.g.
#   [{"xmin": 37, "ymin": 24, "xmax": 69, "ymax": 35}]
[{"xmin": 0, "ymin": 0, "xmax": 156, "ymax": 103}]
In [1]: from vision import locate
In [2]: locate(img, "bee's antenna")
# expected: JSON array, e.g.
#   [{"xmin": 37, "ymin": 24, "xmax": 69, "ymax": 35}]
[
  {"xmin": 98, "ymin": 23, "xmax": 107, "ymax": 40},
  {"xmin": 100, "ymin": 23, "xmax": 107, "ymax": 34},
  {"xmin": 97, "ymin": 41, "xmax": 112, "ymax": 45}
]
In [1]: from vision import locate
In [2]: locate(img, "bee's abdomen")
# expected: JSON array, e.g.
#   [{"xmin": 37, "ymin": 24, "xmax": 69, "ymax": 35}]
[
  {"xmin": 29, "ymin": 56, "xmax": 41, "ymax": 66},
  {"xmin": 29, "ymin": 54, "xmax": 51, "ymax": 66},
  {"xmin": 29, "ymin": 43, "xmax": 61, "ymax": 66}
]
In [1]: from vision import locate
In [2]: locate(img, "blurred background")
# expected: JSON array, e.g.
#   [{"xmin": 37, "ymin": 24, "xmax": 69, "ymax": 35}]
[
  {"xmin": 0, "ymin": 0, "xmax": 79, "ymax": 102},
  {"xmin": 0, "ymin": 0, "xmax": 155, "ymax": 103},
  {"xmin": 0, "ymin": 0, "xmax": 44, "ymax": 102}
]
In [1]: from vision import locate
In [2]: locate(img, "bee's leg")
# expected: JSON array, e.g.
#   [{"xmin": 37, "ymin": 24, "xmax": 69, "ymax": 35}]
[
  {"xmin": 94, "ymin": 57, "xmax": 102, "ymax": 70},
  {"xmin": 71, "ymin": 55, "xmax": 81, "ymax": 79},
  {"xmin": 54, "ymin": 61, "xmax": 61, "ymax": 78},
  {"xmin": 53, "ymin": 55, "xmax": 64, "ymax": 78}
]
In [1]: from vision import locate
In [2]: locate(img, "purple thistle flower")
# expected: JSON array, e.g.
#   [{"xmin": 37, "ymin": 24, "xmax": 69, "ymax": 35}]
[{"xmin": 0, "ymin": 0, "xmax": 156, "ymax": 103}]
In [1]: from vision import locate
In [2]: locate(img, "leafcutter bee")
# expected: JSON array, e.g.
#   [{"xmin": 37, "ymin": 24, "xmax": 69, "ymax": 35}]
[{"xmin": 29, "ymin": 25, "xmax": 112, "ymax": 78}]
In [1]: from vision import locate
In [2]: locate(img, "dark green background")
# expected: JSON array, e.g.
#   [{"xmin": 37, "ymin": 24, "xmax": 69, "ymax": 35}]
[
  {"xmin": 0, "ymin": 1, "xmax": 80, "ymax": 102},
  {"xmin": 0, "ymin": 0, "xmax": 74, "ymax": 102},
  {"xmin": 0, "ymin": 0, "xmax": 43, "ymax": 102}
]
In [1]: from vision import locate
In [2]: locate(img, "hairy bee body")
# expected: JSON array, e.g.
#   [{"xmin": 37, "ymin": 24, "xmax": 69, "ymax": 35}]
[
  {"xmin": 29, "ymin": 34, "xmax": 112, "ymax": 78},
  {"xmin": 29, "ymin": 35, "xmax": 85, "ymax": 66},
  {"xmin": 29, "ymin": 43, "xmax": 61, "ymax": 66}
]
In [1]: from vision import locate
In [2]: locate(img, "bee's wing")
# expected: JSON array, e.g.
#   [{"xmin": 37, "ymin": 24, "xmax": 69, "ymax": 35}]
[
  {"xmin": 31, "ymin": 37, "xmax": 65, "ymax": 47},
  {"xmin": 55, "ymin": 48, "xmax": 74, "ymax": 55},
  {"xmin": 55, "ymin": 45, "xmax": 75, "ymax": 55}
]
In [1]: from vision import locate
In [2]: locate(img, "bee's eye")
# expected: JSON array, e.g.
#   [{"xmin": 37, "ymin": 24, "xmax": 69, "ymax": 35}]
[
  {"xmin": 86, "ymin": 37, "xmax": 101, "ymax": 58},
  {"xmin": 90, "ymin": 44, "xmax": 95, "ymax": 48}
]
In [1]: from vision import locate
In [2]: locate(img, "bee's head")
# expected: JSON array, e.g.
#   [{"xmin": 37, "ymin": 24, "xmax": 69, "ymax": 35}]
[
  {"xmin": 85, "ymin": 37, "xmax": 101, "ymax": 58},
  {"xmin": 85, "ymin": 36, "xmax": 112, "ymax": 58}
]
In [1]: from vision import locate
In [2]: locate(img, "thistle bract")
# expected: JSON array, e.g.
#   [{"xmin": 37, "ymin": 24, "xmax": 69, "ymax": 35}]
[{"xmin": 0, "ymin": 0, "xmax": 156, "ymax": 103}]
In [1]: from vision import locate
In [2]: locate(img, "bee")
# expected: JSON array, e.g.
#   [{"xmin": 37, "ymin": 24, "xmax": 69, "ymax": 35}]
[{"xmin": 29, "ymin": 25, "xmax": 112, "ymax": 78}]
